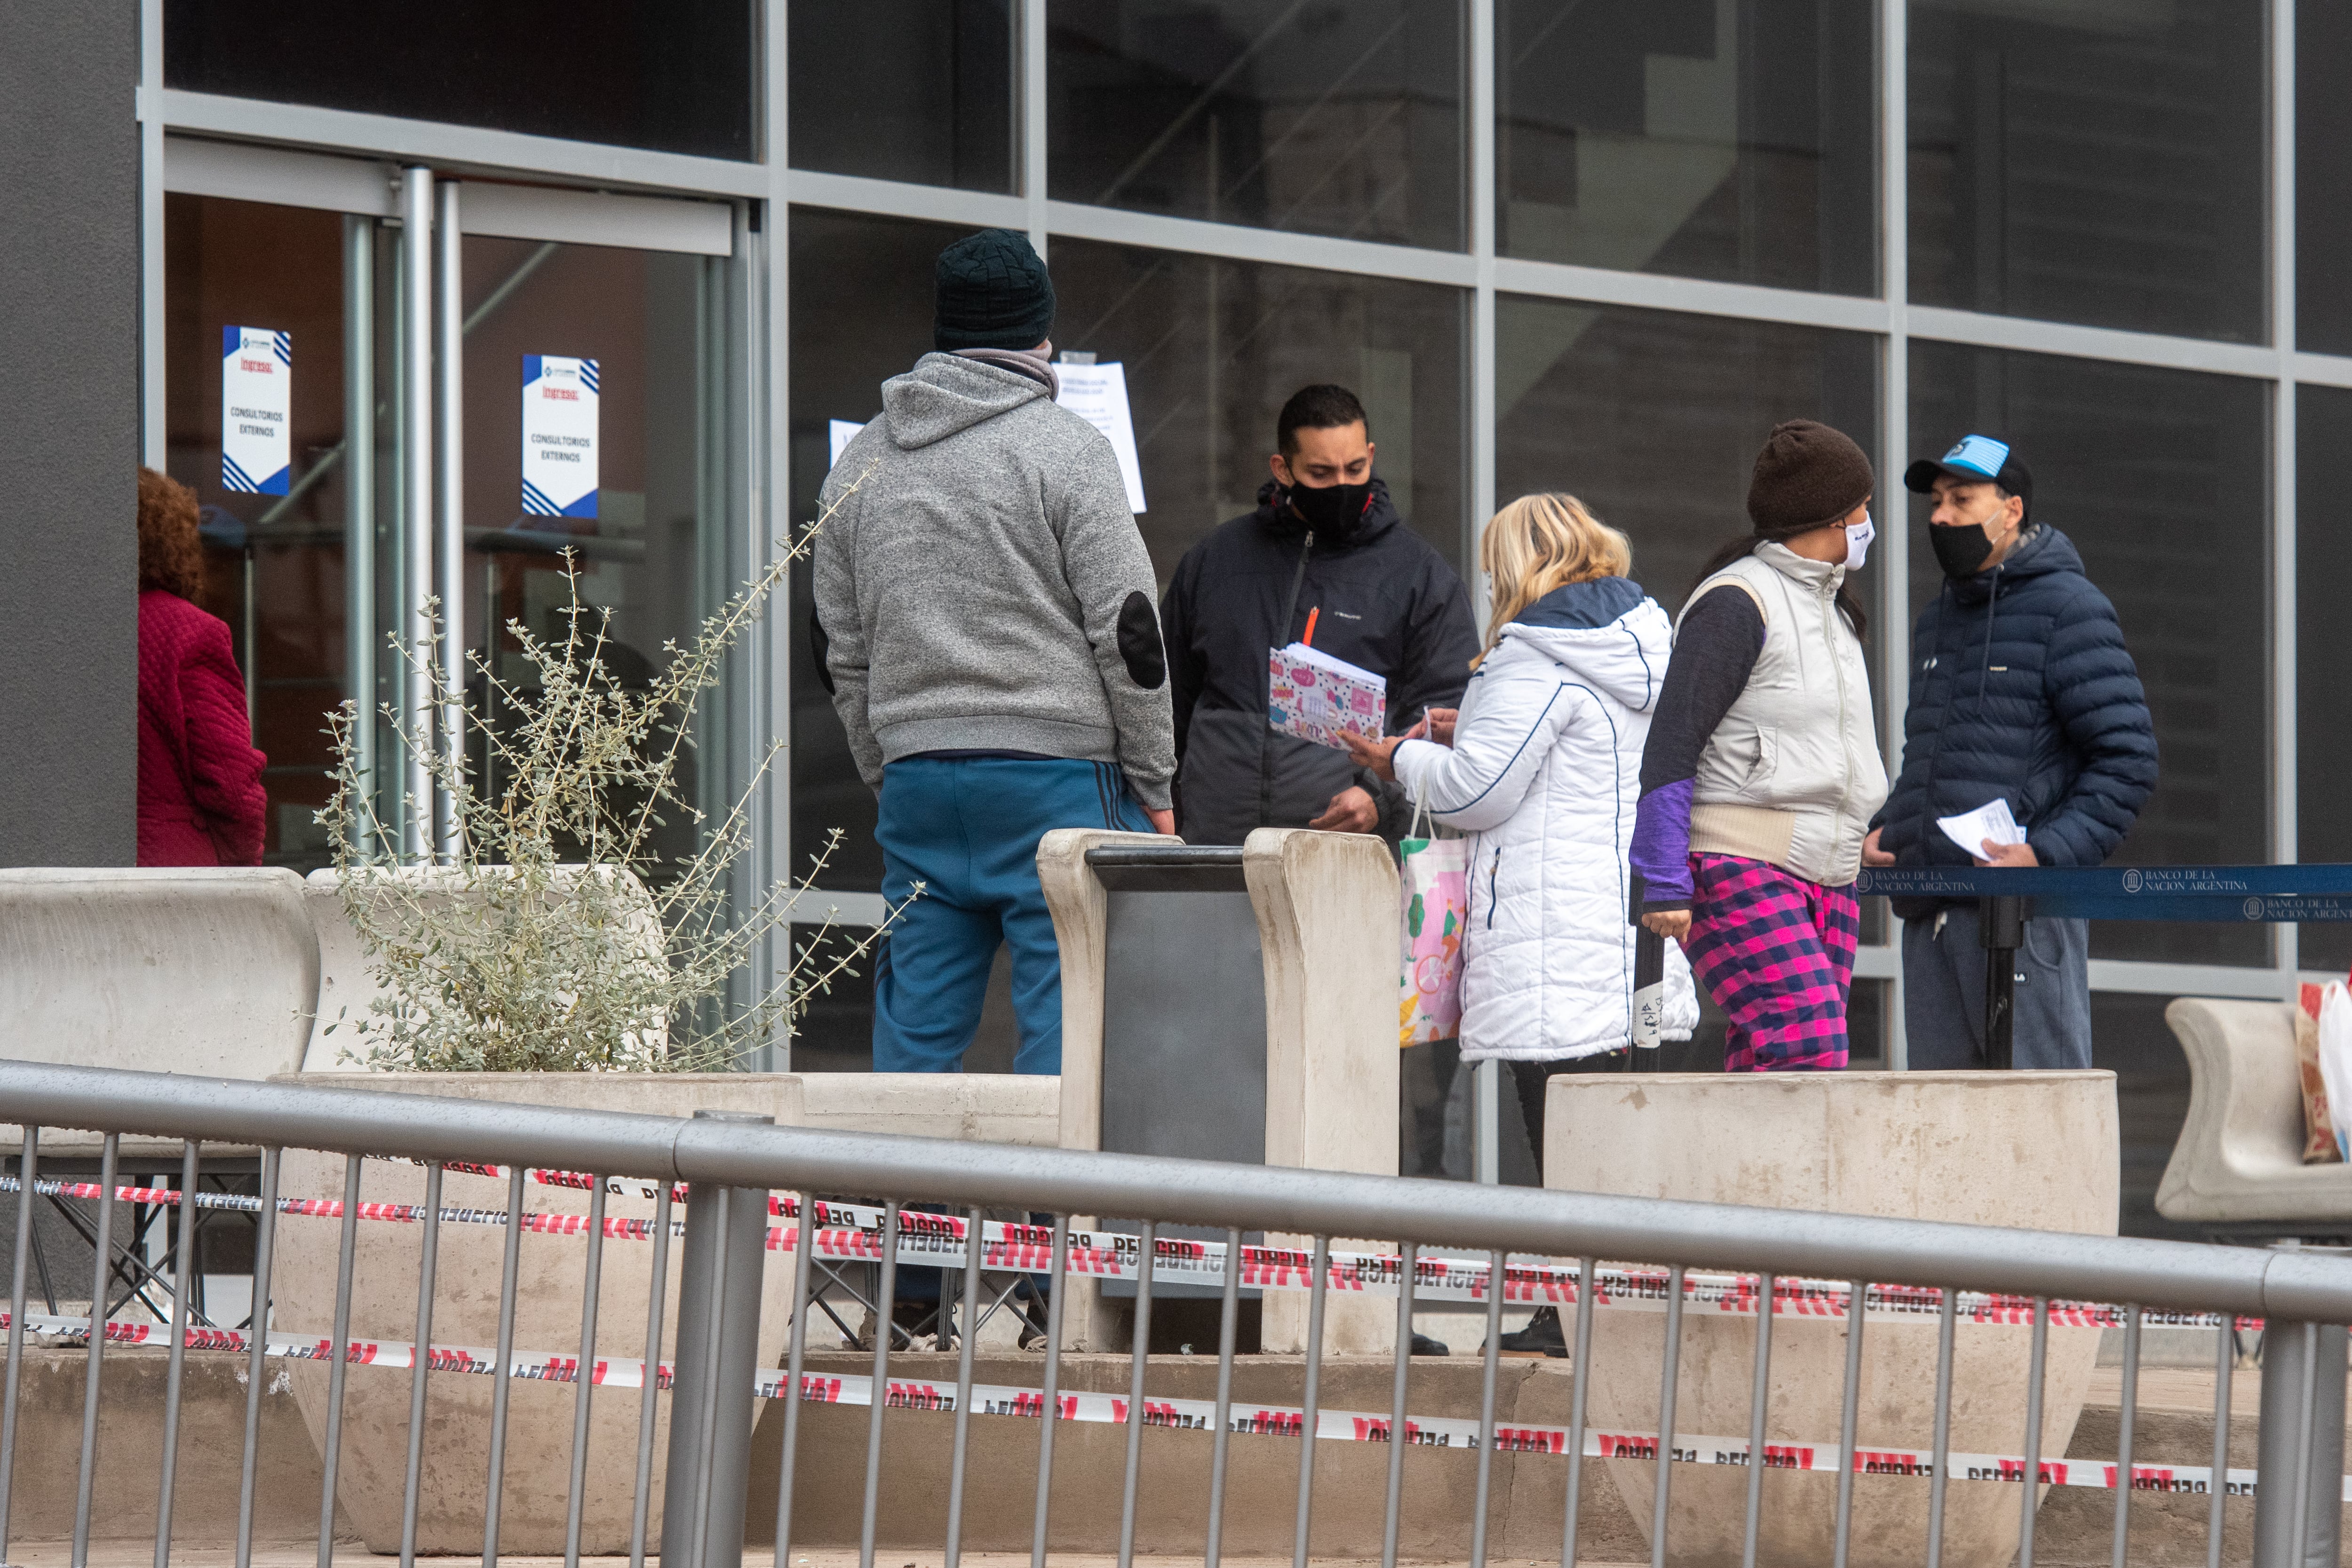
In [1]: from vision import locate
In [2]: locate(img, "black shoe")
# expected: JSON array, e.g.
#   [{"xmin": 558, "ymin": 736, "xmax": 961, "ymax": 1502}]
[
  {"xmin": 1493, "ymin": 1304, "xmax": 1568, "ymax": 1358},
  {"xmin": 1410, "ymin": 1330, "xmax": 1450, "ymax": 1356}
]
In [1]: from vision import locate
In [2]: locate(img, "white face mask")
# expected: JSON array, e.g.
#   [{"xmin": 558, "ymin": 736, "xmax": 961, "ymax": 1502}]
[{"xmin": 1843, "ymin": 510, "xmax": 1875, "ymax": 572}]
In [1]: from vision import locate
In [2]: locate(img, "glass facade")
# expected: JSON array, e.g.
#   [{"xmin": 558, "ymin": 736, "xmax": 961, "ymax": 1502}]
[
  {"xmin": 163, "ymin": 0, "xmax": 755, "ymax": 160},
  {"xmin": 1907, "ymin": 0, "xmax": 2267, "ymax": 342},
  {"xmin": 789, "ymin": 1, "xmax": 1017, "ymax": 191},
  {"xmin": 1049, "ymin": 0, "xmax": 1467, "ymax": 250},
  {"xmin": 1497, "ymin": 0, "xmax": 1878, "ymax": 294},
  {"xmin": 142, "ymin": 0, "xmax": 2342, "ymax": 1230}
]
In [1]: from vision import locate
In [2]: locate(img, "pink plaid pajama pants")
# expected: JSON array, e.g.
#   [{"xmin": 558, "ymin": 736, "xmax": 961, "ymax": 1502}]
[{"xmin": 1681, "ymin": 853, "xmax": 1860, "ymax": 1072}]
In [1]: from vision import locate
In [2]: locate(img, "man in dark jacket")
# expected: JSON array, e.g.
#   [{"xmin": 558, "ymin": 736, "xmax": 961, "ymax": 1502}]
[
  {"xmin": 1864, "ymin": 434, "xmax": 2158, "ymax": 1069},
  {"xmin": 1160, "ymin": 384, "xmax": 1479, "ymax": 844}
]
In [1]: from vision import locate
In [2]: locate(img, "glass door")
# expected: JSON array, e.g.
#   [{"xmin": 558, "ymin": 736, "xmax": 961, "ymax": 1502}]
[
  {"xmin": 453, "ymin": 223, "xmax": 743, "ymax": 886},
  {"xmin": 162, "ymin": 148, "xmax": 747, "ymax": 880},
  {"xmin": 162, "ymin": 188, "xmax": 406, "ymax": 869}
]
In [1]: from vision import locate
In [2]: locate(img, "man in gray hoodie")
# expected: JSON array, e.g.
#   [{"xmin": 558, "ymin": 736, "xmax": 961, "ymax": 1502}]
[{"xmin": 814, "ymin": 229, "xmax": 1176, "ymax": 1076}]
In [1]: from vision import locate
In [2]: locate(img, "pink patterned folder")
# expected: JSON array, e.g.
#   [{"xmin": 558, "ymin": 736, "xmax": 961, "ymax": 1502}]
[{"xmin": 1267, "ymin": 643, "xmax": 1388, "ymax": 751}]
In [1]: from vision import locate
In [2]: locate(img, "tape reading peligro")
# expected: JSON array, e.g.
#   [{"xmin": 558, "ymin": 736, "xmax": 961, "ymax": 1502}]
[
  {"xmin": 0, "ymin": 1308, "xmax": 2280, "ymax": 1503},
  {"xmin": 5, "ymin": 1170, "xmax": 2253, "ymax": 1337}
]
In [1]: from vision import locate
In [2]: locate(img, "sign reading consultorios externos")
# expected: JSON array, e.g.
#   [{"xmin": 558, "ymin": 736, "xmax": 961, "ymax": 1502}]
[
  {"xmin": 521, "ymin": 355, "xmax": 599, "ymax": 519},
  {"xmin": 221, "ymin": 326, "xmax": 291, "ymax": 495}
]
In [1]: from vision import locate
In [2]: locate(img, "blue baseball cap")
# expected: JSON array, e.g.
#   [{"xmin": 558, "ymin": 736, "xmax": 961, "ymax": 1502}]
[{"xmin": 1904, "ymin": 434, "xmax": 2033, "ymax": 516}]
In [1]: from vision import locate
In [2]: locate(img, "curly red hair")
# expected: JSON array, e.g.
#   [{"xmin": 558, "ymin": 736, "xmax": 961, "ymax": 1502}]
[{"xmin": 137, "ymin": 466, "xmax": 204, "ymax": 600}]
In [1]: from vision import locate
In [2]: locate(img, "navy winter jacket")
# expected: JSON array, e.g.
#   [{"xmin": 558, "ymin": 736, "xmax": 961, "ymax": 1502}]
[{"xmin": 1874, "ymin": 525, "xmax": 2157, "ymax": 902}]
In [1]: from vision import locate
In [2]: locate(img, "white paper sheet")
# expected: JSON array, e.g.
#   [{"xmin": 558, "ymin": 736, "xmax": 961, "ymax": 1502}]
[
  {"xmin": 1054, "ymin": 361, "xmax": 1148, "ymax": 514},
  {"xmin": 1938, "ymin": 798, "xmax": 2025, "ymax": 859},
  {"xmin": 828, "ymin": 419, "xmax": 866, "ymax": 469}
]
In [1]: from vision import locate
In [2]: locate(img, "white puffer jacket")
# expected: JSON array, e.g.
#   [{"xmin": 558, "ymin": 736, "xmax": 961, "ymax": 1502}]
[{"xmin": 1391, "ymin": 579, "xmax": 1700, "ymax": 1063}]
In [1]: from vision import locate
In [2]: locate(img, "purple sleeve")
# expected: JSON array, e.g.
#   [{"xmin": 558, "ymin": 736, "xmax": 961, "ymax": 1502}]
[
  {"xmin": 1631, "ymin": 779, "xmax": 1698, "ymax": 907},
  {"xmin": 1631, "ymin": 586, "xmax": 1765, "ymax": 911}
]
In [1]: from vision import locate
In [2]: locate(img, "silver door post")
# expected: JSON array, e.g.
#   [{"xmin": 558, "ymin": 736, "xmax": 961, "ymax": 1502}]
[
  {"xmin": 342, "ymin": 215, "xmax": 376, "ymax": 848},
  {"xmin": 398, "ymin": 167, "xmax": 435, "ymax": 861},
  {"xmin": 433, "ymin": 179, "xmax": 465, "ymax": 860}
]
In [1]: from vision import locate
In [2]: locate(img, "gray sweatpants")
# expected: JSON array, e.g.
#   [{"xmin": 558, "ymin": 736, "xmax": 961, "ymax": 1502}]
[{"xmin": 1901, "ymin": 905, "xmax": 2093, "ymax": 1070}]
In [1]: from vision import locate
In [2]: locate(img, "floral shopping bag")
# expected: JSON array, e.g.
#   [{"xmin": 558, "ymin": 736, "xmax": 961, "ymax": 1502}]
[{"xmin": 1398, "ymin": 798, "xmax": 1466, "ymax": 1046}]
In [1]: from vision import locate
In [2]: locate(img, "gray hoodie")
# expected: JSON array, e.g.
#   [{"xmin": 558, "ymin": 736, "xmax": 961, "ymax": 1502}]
[{"xmin": 812, "ymin": 353, "xmax": 1176, "ymax": 809}]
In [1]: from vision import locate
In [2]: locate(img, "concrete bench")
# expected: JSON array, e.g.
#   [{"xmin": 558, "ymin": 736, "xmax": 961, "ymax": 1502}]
[
  {"xmin": 2156, "ymin": 995, "xmax": 2352, "ymax": 1223},
  {"xmin": 0, "ymin": 868, "xmax": 318, "ymax": 1153}
]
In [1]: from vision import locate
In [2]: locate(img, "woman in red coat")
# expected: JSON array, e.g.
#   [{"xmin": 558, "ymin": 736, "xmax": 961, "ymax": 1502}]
[{"xmin": 137, "ymin": 467, "xmax": 268, "ymax": 866}]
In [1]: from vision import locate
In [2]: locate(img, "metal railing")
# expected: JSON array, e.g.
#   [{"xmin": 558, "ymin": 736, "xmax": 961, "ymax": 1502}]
[{"xmin": 2, "ymin": 1056, "xmax": 2349, "ymax": 1568}]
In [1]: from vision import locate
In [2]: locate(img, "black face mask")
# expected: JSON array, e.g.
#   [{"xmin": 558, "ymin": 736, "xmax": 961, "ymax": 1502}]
[
  {"xmin": 1929, "ymin": 520, "xmax": 2000, "ymax": 579},
  {"xmin": 1286, "ymin": 476, "xmax": 1373, "ymax": 539}
]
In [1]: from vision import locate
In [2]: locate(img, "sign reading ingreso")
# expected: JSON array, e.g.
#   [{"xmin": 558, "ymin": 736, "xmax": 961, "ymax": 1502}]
[
  {"xmin": 521, "ymin": 355, "xmax": 599, "ymax": 519},
  {"xmin": 221, "ymin": 326, "xmax": 291, "ymax": 495}
]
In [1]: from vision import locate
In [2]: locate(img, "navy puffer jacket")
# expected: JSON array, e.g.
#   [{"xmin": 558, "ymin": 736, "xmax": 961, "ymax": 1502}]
[{"xmin": 1875, "ymin": 525, "xmax": 2157, "ymax": 903}]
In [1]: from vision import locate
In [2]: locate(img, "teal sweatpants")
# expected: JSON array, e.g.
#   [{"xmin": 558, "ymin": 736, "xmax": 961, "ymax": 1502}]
[{"xmin": 872, "ymin": 756, "xmax": 1153, "ymax": 1074}]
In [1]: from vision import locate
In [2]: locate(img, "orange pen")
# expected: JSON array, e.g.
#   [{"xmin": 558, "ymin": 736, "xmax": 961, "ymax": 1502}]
[{"xmin": 1302, "ymin": 607, "xmax": 1319, "ymax": 647}]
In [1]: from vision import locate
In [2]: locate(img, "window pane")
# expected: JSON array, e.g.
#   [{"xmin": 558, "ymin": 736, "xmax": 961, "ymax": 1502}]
[
  {"xmin": 787, "ymin": 211, "xmax": 973, "ymax": 931},
  {"xmin": 1050, "ymin": 240, "xmax": 1468, "ymax": 574},
  {"xmin": 163, "ymin": 0, "xmax": 753, "ymax": 161},
  {"xmin": 2299, "ymin": 387, "xmax": 2352, "ymax": 972},
  {"xmin": 790, "ymin": 1, "xmax": 1016, "ymax": 191},
  {"xmin": 1907, "ymin": 343, "xmax": 2269, "ymax": 965},
  {"xmin": 1493, "ymin": 298, "xmax": 1884, "ymax": 947},
  {"xmin": 2093, "ymin": 990, "xmax": 2196, "ymax": 1241},
  {"xmin": 1049, "ymin": 0, "xmax": 1466, "ymax": 251},
  {"xmin": 2298, "ymin": 7, "xmax": 2352, "ymax": 354},
  {"xmin": 1497, "ymin": 0, "xmax": 1877, "ymax": 295},
  {"xmin": 1907, "ymin": 0, "xmax": 2265, "ymax": 343}
]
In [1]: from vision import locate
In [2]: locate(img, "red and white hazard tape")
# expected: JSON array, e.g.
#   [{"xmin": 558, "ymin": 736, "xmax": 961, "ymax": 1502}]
[
  {"xmin": 0, "ymin": 1307, "xmax": 2279, "ymax": 1502},
  {"xmin": 6, "ymin": 1170, "xmax": 2258, "ymax": 1337}
]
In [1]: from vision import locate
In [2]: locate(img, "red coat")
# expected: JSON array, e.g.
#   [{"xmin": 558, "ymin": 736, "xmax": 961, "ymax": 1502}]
[{"xmin": 138, "ymin": 589, "xmax": 268, "ymax": 866}]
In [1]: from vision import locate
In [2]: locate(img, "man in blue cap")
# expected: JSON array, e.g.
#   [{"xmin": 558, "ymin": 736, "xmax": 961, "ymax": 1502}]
[{"xmin": 1863, "ymin": 434, "xmax": 2157, "ymax": 1068}]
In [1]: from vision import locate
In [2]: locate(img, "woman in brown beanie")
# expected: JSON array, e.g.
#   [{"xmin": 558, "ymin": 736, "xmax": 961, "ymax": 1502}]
[
  {"xmin": 1625, "ymin": 421, "xmax": 1889, "ymax": 1070},
  {"xmin": 137, "ymin": 467, "xmax": 268, "ymax": 866}
]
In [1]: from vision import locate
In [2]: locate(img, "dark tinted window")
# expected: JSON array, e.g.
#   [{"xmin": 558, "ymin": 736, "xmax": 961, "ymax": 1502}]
[
  {"xmin": 786, "ymin": 210, "xmax": 970, "ymax": 917},
  {"xmin": 1495, "ymin": 297, "xmax": 1879, "ymax": 622},
  {"xmin": 1493, "ymin": 296, "xmax": 1883, "ymax": 940},
  {"xmin": 2298, "ymin": 5, "xmax": 2352, "ymax": 354},
  {"xmin": 2299, "ymin": 387, "xmax": 2352, "ymax": 971},
  {"xmin": 1908, "ymin": 0, "xmax": 2265, "ymax": 342},
  {"xmin": 790, "ymin": 1, "xmax": 1016, "ymax": 191},
  {"xmin": 1051, "ymin": 240, "xmax": 1469, "ymax": 573},
  {"xmin": 1049, "ymin": 0, "xmax": 1466, "ymax": 252},
  {"xmin": 165, "ymin": 0, "xmax": 755, "ymax": 161},
  {"xmin": 1497, "ymin": 0, "xmax": 1877, "ymax": 295},
  {"xmin": 1907, "ymin": 343, "xmax": 2270, "ymax": 965}
]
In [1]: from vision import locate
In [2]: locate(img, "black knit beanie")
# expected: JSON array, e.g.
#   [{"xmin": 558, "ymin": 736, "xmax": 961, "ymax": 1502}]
[
  {"xmin": 1746, "ymin": 419, "xmax": 1875, "ymax": 534},
  {"xmin": 934, "ymin": 229, "xmax": 1056, "ymax": 351}
]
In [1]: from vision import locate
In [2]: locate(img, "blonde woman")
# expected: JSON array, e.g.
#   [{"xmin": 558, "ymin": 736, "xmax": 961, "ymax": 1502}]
[{"xmin": 1345, "ymin": 493, "xmax": 1698, "ymax": 1152}]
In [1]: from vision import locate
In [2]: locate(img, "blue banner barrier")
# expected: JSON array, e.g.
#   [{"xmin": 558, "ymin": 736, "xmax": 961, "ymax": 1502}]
[{"xmin": 1853, "ymin": 864, "xmax": 2352, "ymax": 922}]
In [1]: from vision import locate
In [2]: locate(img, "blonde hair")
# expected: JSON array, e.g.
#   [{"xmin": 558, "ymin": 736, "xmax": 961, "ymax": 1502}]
[{"xmin": 1474, "ymin": 493, "xmax": 1632, "ymax": 667}]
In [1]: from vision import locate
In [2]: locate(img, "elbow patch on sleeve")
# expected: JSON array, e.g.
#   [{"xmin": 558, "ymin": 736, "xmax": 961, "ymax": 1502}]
[
  {"xmin": 1117, "ymin": 590, "xmax": 1167, "ymax": 690},
  {"xmin": 807, "ymin": 613, "xmax": 835, "ymax": 697}
]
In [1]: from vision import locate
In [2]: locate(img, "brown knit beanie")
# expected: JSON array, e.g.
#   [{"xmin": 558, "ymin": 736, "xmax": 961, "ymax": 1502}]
[{"xmin": 1746, "ymin": 420, "xmax": 1874, "ymax": 534}]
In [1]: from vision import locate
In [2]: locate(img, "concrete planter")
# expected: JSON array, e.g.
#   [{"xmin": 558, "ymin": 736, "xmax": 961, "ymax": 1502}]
[
  {"xmin": 1546, "ymin": 1069, "xmax": 2118, "ymax": 1568},
  {"xmin": 271, "ymin": 1073, "xmax": 803, "ymax": 1556}
]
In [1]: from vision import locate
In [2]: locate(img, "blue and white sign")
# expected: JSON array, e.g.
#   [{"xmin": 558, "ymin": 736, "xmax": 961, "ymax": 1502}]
[
  {"xmin": 521, "ymin": 355, "xmax": 599, "ymax": 518},
  {"xmin": 221, "ymin": 326, "xmax": 291, "ymax": 495}
]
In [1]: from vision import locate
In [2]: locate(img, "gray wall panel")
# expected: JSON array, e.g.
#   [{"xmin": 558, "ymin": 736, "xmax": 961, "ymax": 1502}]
[{"xmin": 0, "ymin": 3, "xmax": 140, "ymax": 865}]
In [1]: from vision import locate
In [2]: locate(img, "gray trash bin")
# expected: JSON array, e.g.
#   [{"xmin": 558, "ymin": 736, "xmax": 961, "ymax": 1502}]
[{"xmin": 1087, "ymin": 844, "xmax": 1266, "ymax": 1301}]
